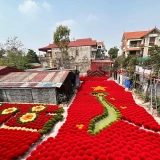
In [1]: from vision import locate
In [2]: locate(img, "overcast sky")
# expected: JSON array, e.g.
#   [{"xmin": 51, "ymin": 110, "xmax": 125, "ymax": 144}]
[{"xmin": 0, "ymin": 0, "xmax": 160, "ymax": 54}]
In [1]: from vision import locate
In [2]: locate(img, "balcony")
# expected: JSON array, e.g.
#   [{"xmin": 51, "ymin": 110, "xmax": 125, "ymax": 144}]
[
  {"xmin": 140, "ymin": 44, "xmax": 144, "ymax": 48},
  {"xmin": 92, "ymin": 48, "xmax": 97, "ymax": 52},
  {"xmin": 129, "ymin": 40, "xmax": 141, "ymax": 48},
  {"xmin": 129, "ymin": 44, "xmax": 141, "ymax": 48}
]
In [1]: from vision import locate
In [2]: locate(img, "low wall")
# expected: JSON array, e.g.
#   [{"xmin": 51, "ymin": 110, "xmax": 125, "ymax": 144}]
[{"xmin": 0, "ymin": 88, "xmax": 57, "ymax": 104}]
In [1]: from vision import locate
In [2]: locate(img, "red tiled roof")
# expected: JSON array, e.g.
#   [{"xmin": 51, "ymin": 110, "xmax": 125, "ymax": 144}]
[
  {"xmin": 76, "ymin": 38, "xmax": 92, "ymax": 42},
  {"xmin": 123, "ymin": 27, "xmax": 160, "ymax": 39},
  {"xmin": 39, "ymin": 44, "xmax": 57, "ymax": 51},
  {"xmin": 97, "ymin": 41, "xmax": 104, "ymax": 45},
  {"xmin": 39, "ymin": 38, "xmax": 97, "ymax": 51},
  {"xmin": 123, "ymin": 31, "xmax": 150, "ymax": 39}
]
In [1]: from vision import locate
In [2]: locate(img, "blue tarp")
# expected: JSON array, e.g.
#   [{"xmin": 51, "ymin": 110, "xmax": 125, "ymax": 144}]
[{"xmin": 124, "ymin": 78, "xmax": 130, "ymax": 88}]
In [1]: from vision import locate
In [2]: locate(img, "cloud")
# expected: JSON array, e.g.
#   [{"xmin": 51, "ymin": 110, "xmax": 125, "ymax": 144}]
[
  {"xmin": 41, "ymin": 1, "xmax": 52, "ymax": 11},
  {"xmin": 18, "ymin": 0, "xmax": 52, "ymax": 16},
  {"xmin": 18, "ymin": 0, "xmax": 39, "ymax": 15},
  {"xmin": 86, "ymin": 14, "xmax": 98, "ymax": 21}
]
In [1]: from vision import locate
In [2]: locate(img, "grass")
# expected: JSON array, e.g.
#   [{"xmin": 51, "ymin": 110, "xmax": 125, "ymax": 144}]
[{"xmin": 94, "ymin": 96, "xmax": 118, "ymax": 132}]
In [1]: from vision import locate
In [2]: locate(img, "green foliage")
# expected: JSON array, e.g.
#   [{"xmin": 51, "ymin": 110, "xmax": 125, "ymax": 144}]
[
  {"xmin": 143, "ymin": 45, "xmax": 160, "ymax": 76},
  {"xmin": 122, "ymin": 55, "xmax": 138, "ymax": 82},
  {"xmin": 0, "ymin": 48, "xmax": 5, "ymax": 58},
  {"xmin": 54, "ymin": 107, "xmax": 64, "ymax": 114},
  {"xmin": 39, "ymin": 113, "xmax": 64, "ymax": 134},
  {"xmin": 0, "ymin": 37, "xmax": 34, "ymax": 70},
  {"xmin": 108, "ymin": 47, "xmax": 119, "ymax": 59},
  {"xmin": 26, "ymin": 49, "xmax": 40, "ymax": 63},
  {"xmin": 53, "ymin": 25, "xmax": 70, "ymax": 67},
  {"xmin": 113, "ymin": 55, "xmax": 125, "ymax": 71},
  {"xmin": 0, "ymin": 51, "xmax": 33, "ymax": 70}
]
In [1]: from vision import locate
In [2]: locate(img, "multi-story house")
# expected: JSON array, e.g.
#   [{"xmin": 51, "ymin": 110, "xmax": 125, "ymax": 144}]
[
  {"xmin": 121, "ymin": 27, "xmax": 160, "ymax": 57},
  {"xmin": 39, "ymin": 38, "xmax": 109, "ymax": 75}
]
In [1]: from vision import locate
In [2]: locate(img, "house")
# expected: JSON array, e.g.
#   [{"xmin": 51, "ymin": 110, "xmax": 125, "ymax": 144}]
[
  {"xmin": 39, "ymin": 38, "xmax": 108, "ymax": 76},
  {"xmin": 90, "ymin": 59, "xmax": 113, "ymax": 75},
  {"xmin": 0, "ymin": 70, "xmax": 77, "ymax": 104},
  {"xmin": 121, "ymin": 27, "xmax": 160, "ymax": 57}
]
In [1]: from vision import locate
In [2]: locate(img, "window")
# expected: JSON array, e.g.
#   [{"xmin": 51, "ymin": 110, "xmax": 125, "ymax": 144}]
[
  {"xmin": 76, "ymin": 49, "xmax": 79, "ymax": 56},
  {"xmin": 130, "ymin": 51, "xmax": 136, "ymax": 55},
  {"xmin": 149, "ymin": 37, "xmax": 155, "ymax": 46}
]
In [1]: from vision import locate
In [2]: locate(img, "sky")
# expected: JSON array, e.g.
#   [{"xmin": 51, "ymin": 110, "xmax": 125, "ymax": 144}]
[{"xmin": 0, "ymin": 0, "xmax": 160, "ymax": 55}]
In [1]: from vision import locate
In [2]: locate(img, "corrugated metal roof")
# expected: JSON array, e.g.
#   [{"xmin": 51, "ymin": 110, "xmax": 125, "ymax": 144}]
[
  {"xmin": 0, "ymin": 70, "xmax": 69, "ymax": 88},
  {"xmin": 0, "ymin": 66, "xmax": 8, "ymax": 70}
]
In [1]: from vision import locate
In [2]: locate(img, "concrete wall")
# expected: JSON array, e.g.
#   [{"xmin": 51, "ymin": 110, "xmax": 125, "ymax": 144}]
[
  {"xmin": 0, "ymin": 88, "xmax": 57, "ymax": 104},
  {"xmin": 32, "ymin": 88, "xmax": 56, "ymax": 104},
  {"xmin": 117, "ymin": 74, "xmax": 125, "ymax": 85},
  {"xmin": 142, "ymin": 33, "xmax": 160, "ymax": 57},
  {"xmin": 51, "ymin": 46, "xmax": 93, "ymax": 75}
]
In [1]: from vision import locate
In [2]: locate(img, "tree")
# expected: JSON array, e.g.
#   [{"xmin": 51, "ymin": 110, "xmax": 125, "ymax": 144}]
[
  {"xmin": 113, "ymin": 55, "xmax": 125, "ymax": 71},
  {"xmin": 1, "ymin": 36, "xmax": 24, "ymax": 52},
  {"xmin": 142, "ymin": 45, "xmax": 160, "ymax": 102},
  {"xmin": 143, "ymin": 45, "xmax": 160, "ymax": 76},
  {"xmin": 108, "ymin": 47, "xmax": 119, "ymax": 59},
  {"xmin": 0, "ymin": 37, "xmax": 33, "ymax": 70},
  {"xmin": 121, "ymin": 55, "xmax": 138, "ymax": 87},
  {"xmin": 53, "ymin": 25, "xmax": 70, "ymax": 68},
  {"xmin": 26, "ymin": 49, "xmax": 40, "ymax": 63},
  {"xmin": 0, "ymin": 50, "xmax": 33, "ymax": 69}
]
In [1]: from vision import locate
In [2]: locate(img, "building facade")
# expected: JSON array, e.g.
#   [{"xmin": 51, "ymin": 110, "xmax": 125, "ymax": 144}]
[
  {"xmin": 39, "ymin": 38, "xmax": 107, "ymax": 76},
  {"xmin": 121, "ymin": 27, "xmax": 160, "ymax": 57}
]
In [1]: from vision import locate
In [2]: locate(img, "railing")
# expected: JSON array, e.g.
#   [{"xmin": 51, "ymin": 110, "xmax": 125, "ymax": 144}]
[
  {"xmin": 149, "ymin": 42, "xmax": 155, "ymax": 46},
  {"xmin": 92, "ymin": 48, "xmax": 97, "ymax": 51},
  {"xmin": 129, "ymin": 44, "xmax": 141, "ymax": 47},
  {"xmin": 140, "ymin": 44, "xmax": 144, "ymax": 47}
]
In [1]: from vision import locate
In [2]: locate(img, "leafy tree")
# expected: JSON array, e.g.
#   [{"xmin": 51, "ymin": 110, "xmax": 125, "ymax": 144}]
[
  {"xmin": 142, "ymin": 45, "xmax": 160, "ymax": 102},
  {"xmin": 122, "ymin": 55, "xmax": 138, "ymax": 84},
  {"xmin": 1, "ymin": 36, "xmax": 24, "ymax": 52},
  {"xmin": 108, "ymin": 47, "xmax": 119, "ymax": 59},
  {"xmin": 113, "ymin": 55, "xmax": 125, "ymax": 71},
  {"xmin": 0, "ymin": 37, "xmax": 33, "ymax": 70},
  {"xmin": 143, "ymin": 45, "xmax": 160, "ymax": 76},
  {"xmin": 26, "ymin": 49, "xmax": 40, "ymax": 63},
  {"xmin": 0, "ymin": 50, "xmax": 33, "ymax": 69},
  {"xmin": 0, "ymin": 48, "xmax": 5, "ymax": 58},
  {"xmin": 53, "ymin": 25, "xmax": 70, "ymax": 67}
]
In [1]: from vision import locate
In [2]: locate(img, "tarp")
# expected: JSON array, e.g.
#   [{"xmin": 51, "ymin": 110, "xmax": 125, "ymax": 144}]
[
  {"xmin": 137, "ymin": 57, "xmax": 149, "ymax": 62},
  {"xmin": 124, "ymin": 78, "xmax": 131, "ymax": 88}
]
